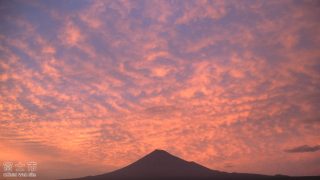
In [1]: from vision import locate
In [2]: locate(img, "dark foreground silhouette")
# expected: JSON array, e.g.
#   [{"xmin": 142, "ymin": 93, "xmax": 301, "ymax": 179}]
[{"xmin": 63, "ymin": 149, "xmax": 319, "ymax": 180}]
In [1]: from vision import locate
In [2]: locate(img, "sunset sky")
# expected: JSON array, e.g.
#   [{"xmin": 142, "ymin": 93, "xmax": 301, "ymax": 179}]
[{"xmin": 0, "ymin": 0, "xmax": 320, "ymax": 179}]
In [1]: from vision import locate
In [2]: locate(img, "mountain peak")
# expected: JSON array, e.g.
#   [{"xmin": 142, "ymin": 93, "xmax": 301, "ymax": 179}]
[
  {"xmin": 149, "ymin": 149, "xmax": 171, "ymax": 156},
  {"xmin": 152, "ymin": 149, "xmax": 167, "ymax": 152},
  {"xmin": 98, "ymin": 149, "xmax": 220, "ymax": 178},
  {"xmin": 140, "ymin": 149, "xmax": 182, "ymax": 163}
]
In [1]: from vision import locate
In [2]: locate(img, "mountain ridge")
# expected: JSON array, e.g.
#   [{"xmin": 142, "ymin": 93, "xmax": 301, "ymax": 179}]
[{"xmin": 62, "ymin": 149, "xmax": 320, "ymax": 180}]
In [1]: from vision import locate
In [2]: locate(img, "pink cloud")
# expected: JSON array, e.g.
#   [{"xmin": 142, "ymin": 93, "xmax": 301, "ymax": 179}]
[{"xmin": 1, "ymin": 1, "xmax": 320, "ymax": 179}]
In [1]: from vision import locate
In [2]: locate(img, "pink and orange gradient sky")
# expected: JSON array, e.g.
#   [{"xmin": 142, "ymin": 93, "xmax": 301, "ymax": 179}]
[{"xmin": 0, "ymin": 0, "xmax": 320, "ymax": 179}]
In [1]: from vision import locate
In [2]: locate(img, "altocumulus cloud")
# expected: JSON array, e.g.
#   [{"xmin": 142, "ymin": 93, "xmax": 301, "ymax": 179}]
[{"xmin": 1, "ymin": 0, "xmax": 320, "ymax": 179}]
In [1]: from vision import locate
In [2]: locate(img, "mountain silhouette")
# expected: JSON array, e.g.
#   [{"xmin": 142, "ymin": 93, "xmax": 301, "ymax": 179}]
[{"xmin": 63, "ymin": 149, "xmax": 319, "ymax": 180}]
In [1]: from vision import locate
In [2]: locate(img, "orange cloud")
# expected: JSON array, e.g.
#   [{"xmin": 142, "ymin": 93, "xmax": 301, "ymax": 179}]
[{"xmin": 60, "ymin": 21, "xmax": 84, "ymax": 46}]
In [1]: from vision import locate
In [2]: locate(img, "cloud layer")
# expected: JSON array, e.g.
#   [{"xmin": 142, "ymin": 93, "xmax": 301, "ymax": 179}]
[{"xmin": 1, "ymin": 0, "xmax": 320, "ymax": 179}]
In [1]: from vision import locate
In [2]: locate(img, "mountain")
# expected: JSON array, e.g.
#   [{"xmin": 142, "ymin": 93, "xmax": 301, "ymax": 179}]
[{"xmin": 63, "ymin": 149, "xmax": 319, "ymax": 180}]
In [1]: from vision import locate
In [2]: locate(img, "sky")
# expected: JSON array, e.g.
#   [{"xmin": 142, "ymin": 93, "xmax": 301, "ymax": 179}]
[{"xmin": 0, "ymin": 0, "xmax": 320, "ymax": 179}]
